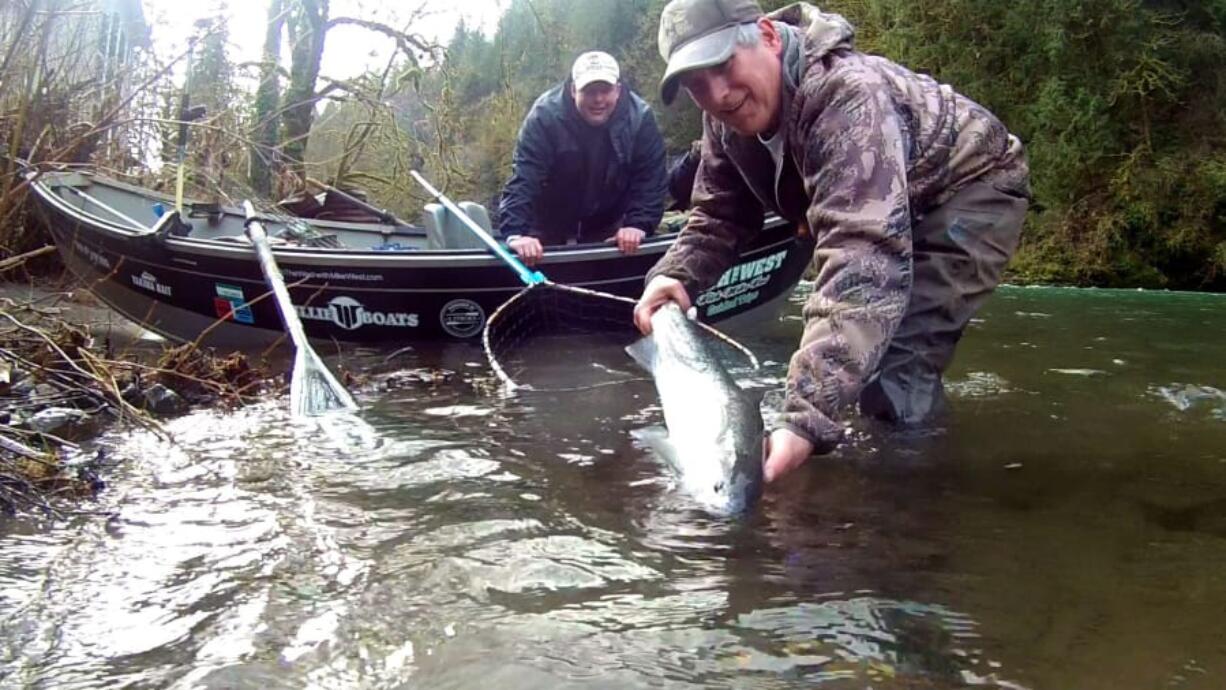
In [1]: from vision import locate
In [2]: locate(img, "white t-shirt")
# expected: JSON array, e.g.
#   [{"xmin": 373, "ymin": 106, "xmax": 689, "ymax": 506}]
[{"xmin": 758, "ymin": 130, "xmax": 788, "ymax": 212}]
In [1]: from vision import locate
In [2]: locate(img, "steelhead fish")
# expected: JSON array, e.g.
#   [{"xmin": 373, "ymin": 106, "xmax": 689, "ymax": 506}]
[{"xmin": 626, "ymin": 302, "xmax": 765, "ymax": 514}]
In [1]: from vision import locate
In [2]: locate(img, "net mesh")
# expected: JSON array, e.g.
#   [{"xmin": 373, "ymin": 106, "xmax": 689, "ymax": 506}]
[
  {"xmin": 483, "ymin": 282, "xmax": 759, "ymax": 392},
  {"xmin": 483, "ymin": 283, "xmax": 643, "ymax": 392}
]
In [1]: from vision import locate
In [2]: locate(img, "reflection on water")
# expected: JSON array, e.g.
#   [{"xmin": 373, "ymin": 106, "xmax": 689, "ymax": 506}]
[
  {"xmin": 1, "ymin": 286, "xmax": 1225, "ymax": 689},
  {"xmin": 1150, "ymin": 384, "xmax": 1226, "ymax": 420}
]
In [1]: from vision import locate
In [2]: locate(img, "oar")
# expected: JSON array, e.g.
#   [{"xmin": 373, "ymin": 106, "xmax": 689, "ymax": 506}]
[
  {"xmin": 409, "ymin": 172, "xmax": 760, "ymax": 392},
  {"xmin": 306, "ymin": 178, "xmax": 410, "ymax": 226},
  {"xmin": 409, "ymin": 170, "xmax": 546, "ymax": 287},
  {"xmin": 242, "ymin": 201, "xmax": 358, "ymax": 416}
]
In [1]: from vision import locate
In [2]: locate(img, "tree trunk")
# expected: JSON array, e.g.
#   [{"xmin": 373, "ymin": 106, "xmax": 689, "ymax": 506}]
[
  {"xmin": 248, "ymin": 0, "xmax": 286, "ymax": 197},
  {"xmin": 281, "ymin": 0, "xmax": 328, "ymax": 180}
]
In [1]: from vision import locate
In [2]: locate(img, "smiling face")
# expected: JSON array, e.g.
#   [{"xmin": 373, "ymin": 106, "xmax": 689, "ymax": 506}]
[
  {"xmin": 571, "ymin": 81, "xmax": 622, "ymax": 126},
  {"xmin": 678, "ymin": 19, "xmax": 784, "ymax": 136}
]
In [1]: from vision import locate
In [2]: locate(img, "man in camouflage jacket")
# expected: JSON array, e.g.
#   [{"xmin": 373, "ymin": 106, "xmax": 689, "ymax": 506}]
[{"xmin": 634, "ymin": 0, "xmax": 1031, "ymax": 482}]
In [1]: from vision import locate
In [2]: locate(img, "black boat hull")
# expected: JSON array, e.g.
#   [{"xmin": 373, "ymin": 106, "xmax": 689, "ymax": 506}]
[{"xmin": 30, "ymin": 171, "xmax": 810, "ymax": 347}]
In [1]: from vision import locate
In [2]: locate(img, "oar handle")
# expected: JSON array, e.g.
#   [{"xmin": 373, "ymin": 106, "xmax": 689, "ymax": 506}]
[
  {"xmin": 241, "ymin": 201, "xmax": 357, "ymax": 416},
  {"xmin": 409, "ymin": 170, "xmax": 546, "ymax": 286},
  {"xmin": 242, "ymin": 201, "xmax": 309, "ymax": 348}
]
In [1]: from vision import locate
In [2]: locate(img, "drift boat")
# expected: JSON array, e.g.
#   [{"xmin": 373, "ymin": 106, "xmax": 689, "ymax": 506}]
[{"xmin": 26, "ymin": 168, "xmax": 811, "ymax": 347}]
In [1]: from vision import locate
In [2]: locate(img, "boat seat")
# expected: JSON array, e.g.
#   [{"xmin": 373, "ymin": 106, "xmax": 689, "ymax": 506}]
[{"xmin": 421, "ymin": 201, "xmax": 492, "ymax": 250}]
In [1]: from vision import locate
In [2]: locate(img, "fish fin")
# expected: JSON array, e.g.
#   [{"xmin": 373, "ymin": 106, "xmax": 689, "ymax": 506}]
[
  {"xmin": 630, "ymin": 425, "xmax": 681, "ymax": 468},
  {"xmin": 625, "ymin": 335, "xmax": 657, "ymax": 373},
  {"xmin": 630, "ymin": 425, "xmax": 668, "ymax": 446}
]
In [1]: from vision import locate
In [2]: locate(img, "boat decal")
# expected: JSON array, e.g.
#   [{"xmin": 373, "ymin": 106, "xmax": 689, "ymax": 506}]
[
  {"xmin": 439, "ymin": 299, "xmax": 485, "ymax": 338},
  {"xmin": 697, "ymin": 249, "xmax": 790, "ymax": 314},
  {"xmin": 72, "ymin": 239, "xmax": 111, "ymax": 270},
  {"xmin": 214, "ymin": 283, "xmax": 254, "ymax": 324},
  {"xmin": 709, "ymin": 249, "xmax": 789, "ymax": 290},
  {"xmin": 131, "ymin": 270, "xmax": 172, "ymax": 297},
  {"xmin": 297, "ymin": 296, "xmax": 419, "ymax": 330},
  {"xmin": 281, "ymin": 268, "xmax": 385, "ymax": 283}
]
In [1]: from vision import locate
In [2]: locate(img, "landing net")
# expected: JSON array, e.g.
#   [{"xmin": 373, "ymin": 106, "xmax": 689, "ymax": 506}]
[{"xmin": 483, "ymin": 282, "xmax": 759, "ymax": 392}]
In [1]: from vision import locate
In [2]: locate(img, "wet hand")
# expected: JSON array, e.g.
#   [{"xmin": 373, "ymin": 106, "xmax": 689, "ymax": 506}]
[
  {"xmin": 633, "ymin": 275, "xmax": 691, "ymax": 335},
  {"xmin": 763, "ymin": 428, "xmax": 814, "ymax": 483},
  {"xmin": 509, "ymin": 236, "xmax": 543, "ymax": 266},
  {"xmin": 612, "ymin": 227, "xmax": 646, "ymax": 254}
]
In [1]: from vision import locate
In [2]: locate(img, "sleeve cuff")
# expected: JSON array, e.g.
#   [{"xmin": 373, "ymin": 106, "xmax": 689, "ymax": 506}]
[{"xmin": 776, "ymin": 416, "xmax": 843, "ymax": 455}]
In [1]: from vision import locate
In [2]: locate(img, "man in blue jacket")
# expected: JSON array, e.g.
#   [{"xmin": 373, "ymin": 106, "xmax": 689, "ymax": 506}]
[{"xmin": 498, "ymin": 51, "xmax": 668, "ymax": 266}]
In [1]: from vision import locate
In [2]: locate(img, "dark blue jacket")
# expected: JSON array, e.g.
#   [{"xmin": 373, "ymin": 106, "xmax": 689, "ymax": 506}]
[{"xmin": 498, "ymin": 81, "xmax": 667, "ymax": 245}]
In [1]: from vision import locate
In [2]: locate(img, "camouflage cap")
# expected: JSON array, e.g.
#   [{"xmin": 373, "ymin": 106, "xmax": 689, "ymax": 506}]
[{"xmin": 658, "ymin": 0, "xmax": 764, "ymax": 105}]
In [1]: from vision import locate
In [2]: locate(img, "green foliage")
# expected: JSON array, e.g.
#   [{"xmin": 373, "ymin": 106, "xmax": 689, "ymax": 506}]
[
  {"xmin": 398, "ymin": 0, "xmax": 1226, "ymax": 290},
  {"xmin": 298, "ymin": 0, "xmax": 1226, "ymax": 289},
  {"xmin": 10, "ymin": 0, "xmax": 1219, "ymax": 289},
  {"xmin": 818, "ymin": 0, "xmax": 1226, "ymax": 289}
]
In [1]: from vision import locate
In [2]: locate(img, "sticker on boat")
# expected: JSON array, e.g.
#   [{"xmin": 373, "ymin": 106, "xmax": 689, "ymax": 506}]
[
  {"xmin": 296, "ymin": 295, "xmax": 419, "ymax": 331},
  {"xmin": 213, "ymin": 284, "xmax": 254, "ymax": 324},
  {"xmin": 131, "ymin": 271, "xmax": 172, "ymax": 296},
  {"xmin": 439, "ymin": 299, "xmax": 485, "ymax": 338}
]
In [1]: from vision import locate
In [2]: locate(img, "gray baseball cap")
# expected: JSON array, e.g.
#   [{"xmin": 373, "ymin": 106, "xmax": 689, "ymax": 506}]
[{"xmin": 658, "ymin": 0, "xmax": 764, "ymax": 105}]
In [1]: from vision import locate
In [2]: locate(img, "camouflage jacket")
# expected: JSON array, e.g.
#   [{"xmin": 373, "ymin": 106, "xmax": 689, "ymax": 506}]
[{"xmin": 647, "ymin": 3, "xmax": 1029, "ymax": 450}]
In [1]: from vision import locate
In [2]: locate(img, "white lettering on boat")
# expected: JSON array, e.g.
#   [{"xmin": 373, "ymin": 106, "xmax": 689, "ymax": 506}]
[
  {"xmin": 709, "ymin": 249, "xmax": 788, "ymax": 290},
  {"xmin": 296, "ymin": 296, "xmax": 419, "ymax": 331},
  {"xmin": 706, "ymin": 290, "xmax": 761, "ymax": 316},
  {"xmin": 130, "ymin": 271, "xmax": 172, "ymax": 296},
  {"xmin": 72, "ymin": 240, "xmax": 111, "ymax": 270},
  {"xmin": 281, "ymin": 268, "xmax": 385, "ymax": 283}
]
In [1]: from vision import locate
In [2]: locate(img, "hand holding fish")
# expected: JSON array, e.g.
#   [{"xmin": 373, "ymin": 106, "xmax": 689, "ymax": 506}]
[
  {"xmin": 763, "ymin": 428, "xmax": 814, "ymax": 483},
  {"xmin": 634, "ymin": 275, "xmax": 691, "ymax": 334}
]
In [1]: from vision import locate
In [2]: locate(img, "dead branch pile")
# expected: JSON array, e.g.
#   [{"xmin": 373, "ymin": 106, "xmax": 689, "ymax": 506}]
[{"xmin": 0, "ymin": 288, "xmax": 271, "ymax": 516}]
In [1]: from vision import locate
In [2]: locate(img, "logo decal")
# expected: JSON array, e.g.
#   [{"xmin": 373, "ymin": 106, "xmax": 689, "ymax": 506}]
[
  {"xmin": 73, "ymin": 240, "xmax": 111, "ymax": 270},
  {"xmin": 297, "ymin": 296, "xmax": 419, "ymax": 331},
  {"xmin": 131, "ymin": 271, "xmax": 172, "ymax": 296},
  {"xmin": 214, "ymin": 283, "xmax": 254, "ymax": 324},
  {"xmin": 439, "ymin": 299, "xmax": 485, "ymax": 338},
  {"xmin": 696, "ymin": 249, "xmax": 788, "ymax": 315}
]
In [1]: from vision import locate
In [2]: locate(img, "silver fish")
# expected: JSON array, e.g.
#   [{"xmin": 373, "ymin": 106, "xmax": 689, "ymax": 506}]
[{"xmin": 626, "ymin": 303, "xmax": 765, "ymax": 514}]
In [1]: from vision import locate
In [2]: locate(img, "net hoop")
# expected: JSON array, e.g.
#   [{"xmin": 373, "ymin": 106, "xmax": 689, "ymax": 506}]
[{"xmin": 482, "ymin": 281, "xmax": 759, "ymax": 392}]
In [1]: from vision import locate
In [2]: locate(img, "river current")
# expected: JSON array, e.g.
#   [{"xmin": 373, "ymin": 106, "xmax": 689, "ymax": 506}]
[{"xmin": 1, "ymin": 284, "xmax": 1223, "ymax": 689}]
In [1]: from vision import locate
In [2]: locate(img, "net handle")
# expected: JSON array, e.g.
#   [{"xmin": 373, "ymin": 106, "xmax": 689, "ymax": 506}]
[{"xmin": 410, "ymin": 170, "xmax": 546, "ymax": 287}]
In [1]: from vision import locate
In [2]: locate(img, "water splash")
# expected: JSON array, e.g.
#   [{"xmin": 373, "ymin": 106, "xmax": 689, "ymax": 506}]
[{"xmin": 1150, "ymin": 384, "xmax": 1226, "ymax": 418}]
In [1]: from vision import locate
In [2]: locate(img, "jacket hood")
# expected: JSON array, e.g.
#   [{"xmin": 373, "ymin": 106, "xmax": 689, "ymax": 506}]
[{"xmin": 768, "ymin": 2, "xmax": 855, "ymax": 61}]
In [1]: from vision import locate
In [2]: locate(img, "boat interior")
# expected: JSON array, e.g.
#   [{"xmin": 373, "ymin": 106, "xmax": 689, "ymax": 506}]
[{"xmin": 38, "ymin": 171, "xmax": 531, "ymax": 253}]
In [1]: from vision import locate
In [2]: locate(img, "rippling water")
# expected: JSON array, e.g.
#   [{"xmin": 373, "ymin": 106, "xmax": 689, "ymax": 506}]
[{"xmin": 2, "ymin": 285, "xmax": 1224, "ymax": 689}]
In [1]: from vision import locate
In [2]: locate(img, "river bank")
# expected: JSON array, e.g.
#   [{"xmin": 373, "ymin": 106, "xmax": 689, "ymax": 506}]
[{"xmin": 0, "ymin": 281, "xmax": 270, "ymax": 516}]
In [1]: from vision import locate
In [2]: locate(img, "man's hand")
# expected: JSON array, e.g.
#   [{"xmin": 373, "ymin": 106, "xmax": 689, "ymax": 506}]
[
  {"xmin": 633, "ymin": 275, "xmax": 691, "ymax": 335},
  {"xmin": 508, "ymin": 236, "xmax": 544, "ymax": 266},
  {"xmin": 763, "ymin": 428, "xmax": 815, "ymax": 483},
  {"xmin": 611, "ymin": 227, "xmax": 646, "ymax": 255}
]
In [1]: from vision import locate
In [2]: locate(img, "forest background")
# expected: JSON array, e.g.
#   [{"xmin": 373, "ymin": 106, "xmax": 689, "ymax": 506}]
[{"xmin": 2, "ymin": 0, "xmax": 1224, "ymax": 290}]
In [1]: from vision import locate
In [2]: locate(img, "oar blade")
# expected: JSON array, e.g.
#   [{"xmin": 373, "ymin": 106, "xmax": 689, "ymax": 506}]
[
  {"xmin": 288, "ymin": 334, "xmax": 359, "ymax": 417},
  {"xmin": 243, "ymin": 200, "xmax": 360, "ymax": 418}
]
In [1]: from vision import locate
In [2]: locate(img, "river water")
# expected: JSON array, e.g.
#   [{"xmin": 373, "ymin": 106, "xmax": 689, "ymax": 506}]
[{"xmin": 1, "ymin": 285, "xmax": 1224, "ymax": 689}]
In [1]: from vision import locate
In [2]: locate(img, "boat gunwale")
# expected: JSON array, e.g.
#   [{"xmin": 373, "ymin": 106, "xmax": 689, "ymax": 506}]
[{"xmin": 31, "ymin": 170, "xmax": 794, "ymax": 271}]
